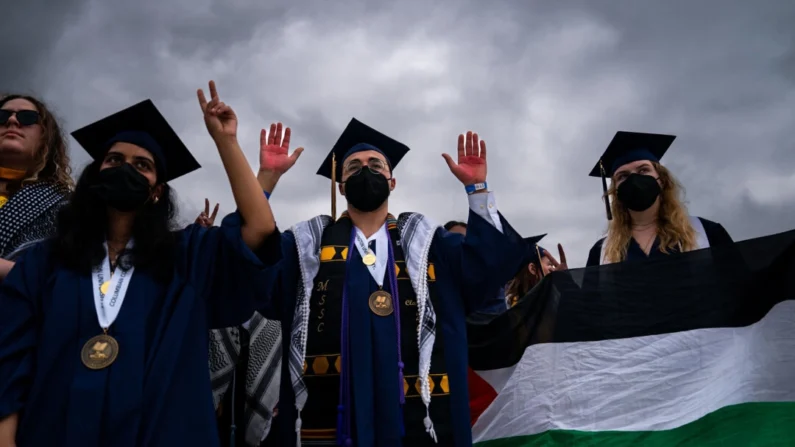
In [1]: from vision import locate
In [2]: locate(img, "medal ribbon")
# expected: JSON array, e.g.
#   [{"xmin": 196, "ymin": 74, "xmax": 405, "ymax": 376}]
[
  {"xmin": 354, "ymin": 226, "xmax": 386, "ymax": 286},
  {"xmin": 91, "ymin": 240, "xmax": 135, "ymax": 330}
]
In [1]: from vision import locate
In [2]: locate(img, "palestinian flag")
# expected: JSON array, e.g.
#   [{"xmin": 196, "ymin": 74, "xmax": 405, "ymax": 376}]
[{"xmin": 467, "ymin": 230, "xmax": 795, "ymax": 446}]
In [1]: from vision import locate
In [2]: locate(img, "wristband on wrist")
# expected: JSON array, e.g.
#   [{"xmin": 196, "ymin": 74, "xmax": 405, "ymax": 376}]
[
  {"xmin": 264, "ymin": 190, "xmax": 271, "ymax": 200},
  {"xmin": 465, "ymin": 182, "xmax": 488, "ymax": 195}
]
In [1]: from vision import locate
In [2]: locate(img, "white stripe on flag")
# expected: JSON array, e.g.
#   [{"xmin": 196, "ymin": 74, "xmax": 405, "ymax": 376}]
[
  {"xmin": 474, "ymin": 364, "xmax": 516, "ymax": 394},
  {"xmin": 472, "ymin": 300, "xmax": 795, "ymax": 443}
]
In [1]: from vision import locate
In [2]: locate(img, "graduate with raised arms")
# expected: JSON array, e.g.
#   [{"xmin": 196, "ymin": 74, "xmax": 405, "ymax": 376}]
[
  {"xmin": 0, "ymin": 81, "xmax": 281, "ymax": 447},
  {"xmin": 251, "ymin": 118, "xmax": 528, "ymax": 446}
]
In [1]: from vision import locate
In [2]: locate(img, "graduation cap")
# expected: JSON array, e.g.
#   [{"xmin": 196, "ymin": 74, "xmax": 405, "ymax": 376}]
[
  {"xmin": 524, "ymin": 234, "xmax": 547, "ymax": 265},
  {"xmin": 71, "ymin": 99, "xmax": 201, "ymax": 182},
  {"xmin": 316, "ymin": 118, "xmax": 410, "ymax": 219},
  {"xmin": 588, "ymin": 131, "xmax": 676, "ymax": 220}
]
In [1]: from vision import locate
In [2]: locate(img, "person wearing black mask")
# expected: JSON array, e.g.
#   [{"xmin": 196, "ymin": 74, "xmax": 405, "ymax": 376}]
[
  {"xmin": 240, "ymin": 118, "xmax": 527, "ymax": 446},
  {"xmin": 585, "ymin": 131, "xmax": 733, "ymax": 266},
  {"xmin": 0, "ymin": 81, "xmax": 282, "ymax": 447}
]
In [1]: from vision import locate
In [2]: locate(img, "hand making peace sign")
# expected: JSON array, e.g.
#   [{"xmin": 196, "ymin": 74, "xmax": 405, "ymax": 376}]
[
  {"xmin": 543, "ymin": 244, "xmax": 569, "ymax": 272},
  {"xmin": 259, "ymin": 122, "xmax": 304, "ymax": 175},
  {"xmin": 197, "ymin": 80, "xmax": 237, "ymax": 141},
  {"xmin": 195, "ymin": 199, "xmax": 220, "ymax": 228},
  {"xmin": 442, "ymin": 131, "xmax": 488, "ymax": 186}
]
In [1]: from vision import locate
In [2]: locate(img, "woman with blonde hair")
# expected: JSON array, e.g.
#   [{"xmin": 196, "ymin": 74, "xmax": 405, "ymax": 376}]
[
  {"xmin": 586, "ymin": 131, "xmax": 732, "ymax": 267},
  {"xmin": 0, "ymin": 94, "xmax": 72, "ymax": 277}
]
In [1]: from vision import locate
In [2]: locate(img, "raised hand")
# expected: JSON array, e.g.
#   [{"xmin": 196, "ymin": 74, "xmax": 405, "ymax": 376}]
[
  {"xmin": 442, "ymin": 131, "xmax": 488, "ymax": 186},
  {"xmin": 197, "ymin": 80, "xmax": 238, "ymax": 141},
  {"xmin": 259, "ymin": 123, "xmax": 304, "ymax": 174},
  {"xmin": 195, "ymin": 198, "xmax": 220, "ymax": 228},
  {"xmin": 544, "ymin": 244, "xmax": 569, "ymax": 272}
]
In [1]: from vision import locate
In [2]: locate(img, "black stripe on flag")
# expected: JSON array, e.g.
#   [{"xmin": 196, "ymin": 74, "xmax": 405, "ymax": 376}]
[{"xmin": 468, "ymin": 229, "xmax": 795, "ymax": 371}]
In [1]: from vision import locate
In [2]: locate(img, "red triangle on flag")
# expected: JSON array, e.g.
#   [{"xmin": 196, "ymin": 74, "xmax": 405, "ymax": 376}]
[{"xmin": 468, "ymin": 367, "xmax": 498, "ymax": 426}]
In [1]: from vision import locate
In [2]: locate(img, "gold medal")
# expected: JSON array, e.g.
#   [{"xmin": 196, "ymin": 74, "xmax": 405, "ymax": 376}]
[
  {"xmin": 81, "ymin": 332, "xmax": 119, "ymax": 370},
  {"xmin": 100, "ymin": 281, "xmax": 111, "ymax": 295},
  {"xmin": 368, "ymin": 290, "xmax": 393, "ymax": 316},
  {"xmin": 362, "ymin": 251, "xmax": 377, "ymax": 266}
]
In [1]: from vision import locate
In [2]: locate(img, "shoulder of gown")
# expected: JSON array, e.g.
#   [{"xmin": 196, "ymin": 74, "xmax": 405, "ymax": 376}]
[
  {"xmin": 176, "ymin": 212, "xmax": 283, "ymax": 328},
  {"xmin": 586, "ymin": 238, "xmax": 605, "ymax": 267},
  {"xmin": 428, "ymin": 209, "xmax": 528, "ymax": 314},
  {"xmin": 696, "ymin": 217, "xmax": 734, "ymax": 246},
  {"xmin": 250, "ymin": 228, "xmax": 299, "ymax": 322}
]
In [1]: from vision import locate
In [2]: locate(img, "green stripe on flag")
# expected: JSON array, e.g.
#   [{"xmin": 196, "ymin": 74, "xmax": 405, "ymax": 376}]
[{"xmin": 475, "ymin": 402, "xmax": 795, "ymax": 446}]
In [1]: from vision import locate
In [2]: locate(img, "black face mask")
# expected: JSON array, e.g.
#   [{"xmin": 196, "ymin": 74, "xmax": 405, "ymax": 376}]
[
  {"xmin": 343, "ymin": 169, "xmax": 391, "ymax": 212},
  {"xmin": 91, "ymin": 164, "xmax": 153, "ymax": 212},
  {"xmin": 616, "ymin": 173, "xmax": 661, "ymax": 212}
]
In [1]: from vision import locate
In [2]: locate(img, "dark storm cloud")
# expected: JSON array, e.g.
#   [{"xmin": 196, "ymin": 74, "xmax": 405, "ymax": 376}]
[
  {"xmin": 1, "ymin": 0, "xmax": 88, "ymax": 91},
  {"xmin": 5, "ymin": 0, "xmax": 795, "ymax": 265}
]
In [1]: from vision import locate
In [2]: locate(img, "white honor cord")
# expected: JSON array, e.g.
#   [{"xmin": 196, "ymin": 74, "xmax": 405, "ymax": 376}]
[{"xmin": 91, "ymin": 240, "xmax": 135, "ymax": 329}]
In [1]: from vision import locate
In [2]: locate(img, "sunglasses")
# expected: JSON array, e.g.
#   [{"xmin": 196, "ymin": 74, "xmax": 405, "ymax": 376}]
[{"xmin": 0, "ymin": 110, "xmax": 41, "ymax": 126}]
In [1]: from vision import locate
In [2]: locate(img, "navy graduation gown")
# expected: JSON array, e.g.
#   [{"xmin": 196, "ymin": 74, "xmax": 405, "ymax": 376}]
[
  {"xmin": 0, "ymin": 213, "xmax": 280, "ymax": 447},
  {"xmin": 585, "ymin": 217, "xmax": 733, "ymax": 267},
  {"xmin": 261, "ymin": 210, "xmax": 527, "ymax": 446},
  {"xmin": 478, "ymin": 287, "xmax": 508, "ymax": 314}
]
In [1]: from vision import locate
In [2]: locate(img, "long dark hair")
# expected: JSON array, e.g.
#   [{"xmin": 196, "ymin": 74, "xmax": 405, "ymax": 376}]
[
  {"xmin": 443, "ymin": 220, "xmax": 467, "ymax": 231},
  {"xmin": 52, "ymin": 160, "xmax": 179, "ymax": 281},
  {"xmin": 0, "ymin": 94, "xmax": 73, "ymax": 189},
  {"xmin": 505, "ymin": 261, "xmax": 542, "ymax": 307}
]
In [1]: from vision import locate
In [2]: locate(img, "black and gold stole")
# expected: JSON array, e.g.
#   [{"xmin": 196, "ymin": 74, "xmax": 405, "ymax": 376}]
[{"xmin": 299, "ymin": 214, "xmax": 452, "ymax": 444}]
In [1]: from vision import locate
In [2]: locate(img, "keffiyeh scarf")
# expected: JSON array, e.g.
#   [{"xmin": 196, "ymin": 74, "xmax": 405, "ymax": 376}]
[
  {"xmin": 210, "ymin": 314, "xmax": 283, "ymax": 447},
  {"xmin": 288, "ymin": 212, "xmax": 441, "ymax": 444}
]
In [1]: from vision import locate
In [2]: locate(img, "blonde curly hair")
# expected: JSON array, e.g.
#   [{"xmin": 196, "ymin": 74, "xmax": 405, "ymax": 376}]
[{"xmin": 603, "ymin": 162, "xmax": 696, "ymax": 263}]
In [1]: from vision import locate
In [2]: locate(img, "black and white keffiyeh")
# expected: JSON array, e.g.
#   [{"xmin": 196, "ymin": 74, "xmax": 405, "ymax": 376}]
[
  {"xmin": 208, "ymin": 212, "xmax": 442, "ymax": 445},
  {"xmin": 0, "ymin": 182, "xmax": 68, "ymax": 259},
  {"xmin": 209, "ymin": 314, "xmax": 282, "ymax": 447},
  {"xmin": 288, "ymin": 213, "xmax": 441, "ymax": 444},
  {"xmin": 210, "ymin": 326, "xmax": 241, "ymax": 407},
  {"xmin": 396, "ymin": 212, "xmax": 440, "ymax": 441},
  {"xmin": 287, "ymin": 214, "xmax": 333, "ymax": 434}
]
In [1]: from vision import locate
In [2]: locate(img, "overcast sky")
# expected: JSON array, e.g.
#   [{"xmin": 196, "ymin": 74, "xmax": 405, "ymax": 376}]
[{"xmin": 4, "ymin": 0, "xmax": 794, "ymax": 267}]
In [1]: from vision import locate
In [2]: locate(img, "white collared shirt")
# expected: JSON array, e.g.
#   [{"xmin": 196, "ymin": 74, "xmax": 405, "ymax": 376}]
[{"xmin": 353, "ymin": 191, "xmax": 503, "ymax": 284}]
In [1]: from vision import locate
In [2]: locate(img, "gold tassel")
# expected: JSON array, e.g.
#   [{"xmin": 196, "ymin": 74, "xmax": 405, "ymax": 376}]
[{"xmin": 331, "ymin": 153, "xmax": 337, "ymax": 220}]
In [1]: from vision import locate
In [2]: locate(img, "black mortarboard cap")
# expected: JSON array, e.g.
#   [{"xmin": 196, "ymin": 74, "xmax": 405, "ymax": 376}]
[
  {"xmin": 588, "ymin": 131, "xmax": 676, "ymax": 220},
  {"xmin": 317, "ymin": 118, "xmax": 410, "ymax": 182},
  {"xmin": 588, "ymin": 131, "xmax": 676, "ymax": 178},
  {"xmin": 524, "ymin": 234, "xmax": 547, "ymax": 264},
  {"xmin": 71, "ymin": 99, "xmax": 201, "ymax": 182}
]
